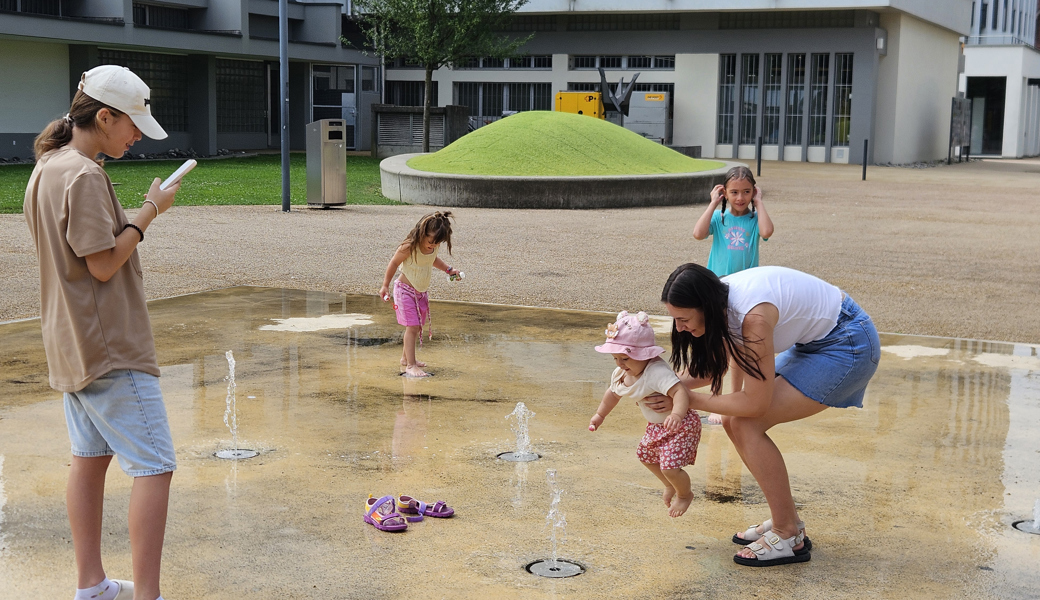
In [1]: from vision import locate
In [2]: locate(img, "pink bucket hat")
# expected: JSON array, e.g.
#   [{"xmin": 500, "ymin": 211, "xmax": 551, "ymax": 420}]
[{"xmin": 594, "ymin": 310, "xmax": 665, "ymax": 360}]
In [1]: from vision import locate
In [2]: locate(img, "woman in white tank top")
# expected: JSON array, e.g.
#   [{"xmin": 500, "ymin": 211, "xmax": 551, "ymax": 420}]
[{"xmin": 653, "ymin": 263, "xmax": 880, "ymax": 567}]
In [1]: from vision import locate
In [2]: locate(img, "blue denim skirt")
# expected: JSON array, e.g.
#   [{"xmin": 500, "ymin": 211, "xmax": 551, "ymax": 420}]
[{"xmin": 774, "ymin": 294, "xmax": 880, "ymax": 409}]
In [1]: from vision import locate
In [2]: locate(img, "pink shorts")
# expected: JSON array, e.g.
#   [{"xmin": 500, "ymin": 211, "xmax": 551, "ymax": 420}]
[
  {"xmin": 393, "ymin": 280, "xmax": 429, "ymax": 328},
  {"xmin": 636, "ymin": 410, "xmax": 702, "ymax": 470}
]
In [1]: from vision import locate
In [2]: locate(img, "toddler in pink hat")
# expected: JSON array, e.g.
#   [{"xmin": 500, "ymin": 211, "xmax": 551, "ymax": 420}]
[{"xmin": 589, "ymin": 310, "xmax": 702, "ymax": 518}]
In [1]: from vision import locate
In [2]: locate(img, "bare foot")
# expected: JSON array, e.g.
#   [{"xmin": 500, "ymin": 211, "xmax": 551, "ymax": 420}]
[
  {"xmin": 707, "ymin": 413, "xmax": 723, "ymax": 424},
  {"xmin": 401, "ymin": 359, "xmax": 426, "ymax": 368},
  {"xmin": 669, "ymin": 495, "xmax": 693, "ymax": 518},
  {"xmin": 662, "ymin": 486, "xmax": 675, "ymax": 507},
  {"xmin": 403, "ymin": 365, "xmax": 431, "ymax": 378}
]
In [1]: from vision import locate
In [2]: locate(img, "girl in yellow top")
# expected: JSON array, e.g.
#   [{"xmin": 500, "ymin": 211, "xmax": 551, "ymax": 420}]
[{"xmin": 379, "ymin": 211, "xmax": 460, "ymax": 377}]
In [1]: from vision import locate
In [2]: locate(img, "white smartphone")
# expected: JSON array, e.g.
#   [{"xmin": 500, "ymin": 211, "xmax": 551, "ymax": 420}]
[{"xmin": 159, "ymin": 159, "xmax": 197, "ymax": 191}]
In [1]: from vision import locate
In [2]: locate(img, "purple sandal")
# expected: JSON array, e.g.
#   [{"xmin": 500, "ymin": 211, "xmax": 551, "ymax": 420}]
[
  {"xmin": 364, "ymin": 495, "xmax": 408, "ymax": 532},
  {"xmin": 396, "ymin": 495, "xmax": 455, "ymax": 519}
]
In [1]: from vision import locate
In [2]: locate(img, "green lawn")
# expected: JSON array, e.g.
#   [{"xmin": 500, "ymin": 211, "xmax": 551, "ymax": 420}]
[
  {"xmin": 408, "ymin": 111, "xmax": 725, "ymax": 176},
  {"xmin": 0, "ymin": 153, "xmax": 397, "ymax": 214}
]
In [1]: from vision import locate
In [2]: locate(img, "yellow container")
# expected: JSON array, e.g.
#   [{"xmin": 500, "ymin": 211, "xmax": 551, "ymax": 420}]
[{"xmin": 554, "ymin": 91, "xmax": 605, "ymax": 119}]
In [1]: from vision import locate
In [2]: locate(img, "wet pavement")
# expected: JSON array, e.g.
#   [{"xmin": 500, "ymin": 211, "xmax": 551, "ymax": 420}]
[{"xmin": 1, "ymin": 287, "xmax": 1038, "ymax": 599}]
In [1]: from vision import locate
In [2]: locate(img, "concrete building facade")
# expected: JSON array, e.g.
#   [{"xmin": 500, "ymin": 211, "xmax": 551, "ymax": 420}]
[
  {"xmin": 962, "ymin": 0, "xmax": 1040, "ymax": 157},
  {"xmin": 385, "ymin": 1, "xmax": 971, "ymax": 164},
  {"xmin": 0, "ymin": 0, "xmax": 378, "ymax": 160}
]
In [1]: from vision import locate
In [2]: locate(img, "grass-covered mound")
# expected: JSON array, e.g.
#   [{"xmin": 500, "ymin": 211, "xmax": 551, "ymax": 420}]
[{"xmin": 406, "ymin": 111, "xmax": 724, "ymax": 176}]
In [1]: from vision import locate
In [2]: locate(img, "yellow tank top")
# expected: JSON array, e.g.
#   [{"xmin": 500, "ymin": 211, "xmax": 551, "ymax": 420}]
[{"xmin": 399, "ymin": 245, "xmax": 438, "ymax": 292}]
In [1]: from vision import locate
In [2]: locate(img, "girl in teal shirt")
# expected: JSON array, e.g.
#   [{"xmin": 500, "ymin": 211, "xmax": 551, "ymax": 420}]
[{"xmin": 693, "ymin": 166, "xmax": 775, "ymax": 423}]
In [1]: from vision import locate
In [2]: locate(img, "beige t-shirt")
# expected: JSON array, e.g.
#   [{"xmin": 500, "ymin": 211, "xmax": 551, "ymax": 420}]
[
  {"xmin": 23, "ymin": 145, "xmax": 159, "ymax": 392},
  {"xmin": 609, "ymin": 357, "xmax": 682, "ymax": 424}
]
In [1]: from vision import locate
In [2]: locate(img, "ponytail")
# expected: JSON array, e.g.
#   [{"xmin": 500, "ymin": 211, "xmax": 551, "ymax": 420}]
[
  {"xmin": 402, "ymin": 211, "xmax": 455, "ymax": 257},
  {"xmin": 33, "ymin": 90, "xmax": 122, "ymax": 162}
]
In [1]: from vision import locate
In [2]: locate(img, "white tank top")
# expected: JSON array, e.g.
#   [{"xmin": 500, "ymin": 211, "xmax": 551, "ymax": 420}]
[
  {"xmin": 722, "ymin": 266, "xmax": 842, "ymax": 353},
  {"xmin": 399, "ymin": 245, "xmax": 438, "ymax": 292}
]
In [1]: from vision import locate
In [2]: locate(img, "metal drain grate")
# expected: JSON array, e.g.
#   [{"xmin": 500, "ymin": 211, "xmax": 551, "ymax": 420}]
[
  {"xmin": 525, "ymin": 559, "xmax": 584, "ymax": 578},
  {"xmin": 497, "ymin": 451, "xmax": 540, "ymax": 462},
  {"xmin": 215, "ymin": 449, "xmax": 259, "ymax": 460}
]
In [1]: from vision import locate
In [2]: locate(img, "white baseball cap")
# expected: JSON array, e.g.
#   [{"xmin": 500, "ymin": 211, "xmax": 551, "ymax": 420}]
[{"xmin": 78, "ymin": 65, "xmax": 168, "ymax": 140}]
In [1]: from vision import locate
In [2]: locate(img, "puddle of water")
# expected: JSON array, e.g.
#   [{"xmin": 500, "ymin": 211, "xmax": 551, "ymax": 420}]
[{"xmin": 0, "ymin": 287, "xmax": 1039, "ymax": 598}]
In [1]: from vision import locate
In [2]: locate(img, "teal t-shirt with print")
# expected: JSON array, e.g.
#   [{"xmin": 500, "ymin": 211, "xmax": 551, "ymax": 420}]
[{"xmin": 705, "ymin": 209, "xmax": 763, "ymax": 277}]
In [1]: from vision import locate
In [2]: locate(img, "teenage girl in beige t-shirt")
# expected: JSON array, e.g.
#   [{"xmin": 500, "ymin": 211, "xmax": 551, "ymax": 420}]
[{"xmin": 24, "ymin": 66, "xmax": 179, "ymax": 600}]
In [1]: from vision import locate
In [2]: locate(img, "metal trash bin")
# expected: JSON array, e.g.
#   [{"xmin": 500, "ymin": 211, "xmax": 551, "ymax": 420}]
[{"xmin": 306, "ymin": 119, "xmax": 347, "ymax": 208}]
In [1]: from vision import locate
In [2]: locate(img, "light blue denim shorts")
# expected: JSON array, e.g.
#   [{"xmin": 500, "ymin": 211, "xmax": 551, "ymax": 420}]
[
  {"xmin": 774, "ymin": 294, "xmax": 881, "ymax": 409},
  {"xmin": 63, "ymin": 369, "xmax": 177, "ymax": 477}
]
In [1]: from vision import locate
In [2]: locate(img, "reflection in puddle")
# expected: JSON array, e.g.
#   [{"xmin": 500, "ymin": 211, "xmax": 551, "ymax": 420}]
[
  {"xmin": 259, "ymin": 313, "xmax": 374, "ymax": 332},
  {"xmin": 881, "ymin": 345, "xmax": 951, "ymax": 359},
  {"xmin": 0, "ymin": 287, "xmax": 1039, "ymax": 598}
]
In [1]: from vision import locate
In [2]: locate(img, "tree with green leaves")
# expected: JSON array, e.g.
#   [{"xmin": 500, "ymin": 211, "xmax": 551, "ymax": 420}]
[{"xmin": 350, "ymin": 0, "xmax": 531, "ymax": 152}]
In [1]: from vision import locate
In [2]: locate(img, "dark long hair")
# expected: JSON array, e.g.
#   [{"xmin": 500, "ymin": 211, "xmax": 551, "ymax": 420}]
[
  {"xmin": 661, "ymin": 263, "xmax": 764, "ymax": 395},
  {"xmin": 719, "ymin": 166, "xmax": 757, "ymax": 225},
  {"xmin": 402, "ymin": 211, "xmax": 454, "ymax": 257},
  {"xmin": 33, "ymin": 90, "xmax": 123, "ymax": 163}
]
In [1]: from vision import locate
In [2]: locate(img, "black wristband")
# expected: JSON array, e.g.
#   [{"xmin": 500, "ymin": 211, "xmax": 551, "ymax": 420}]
[{"xmin": 123, "ymin": 223, "xmax": 144, "ymax": 242}]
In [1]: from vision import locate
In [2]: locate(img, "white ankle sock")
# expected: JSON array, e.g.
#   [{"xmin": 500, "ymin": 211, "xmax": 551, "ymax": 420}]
[{"xmin": 74, "ymin": 578, "xmax": 121, "ymax": 600}]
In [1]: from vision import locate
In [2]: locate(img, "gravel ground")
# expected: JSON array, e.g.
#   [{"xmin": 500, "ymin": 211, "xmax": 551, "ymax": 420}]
[{"xmin": 2, "ymin": 158, "xmax": 1038, "ymax": 344}]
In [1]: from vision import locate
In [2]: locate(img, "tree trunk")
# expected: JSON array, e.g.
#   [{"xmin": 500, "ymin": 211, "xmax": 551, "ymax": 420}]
[{"xmin": 422, "ymin": 65, "xmax": 433, "ymax": 153}]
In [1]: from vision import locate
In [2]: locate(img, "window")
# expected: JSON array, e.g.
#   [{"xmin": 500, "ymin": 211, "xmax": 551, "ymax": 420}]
[
  {"xmin": 567, "ymin": 13, "xmax": 679, "ymax": 31},
  {"xmin": 993, "ymin": 0, "xmax": 999, "ymax": 29},
  {"xmin": 312, "ymin": 65, "xmax": 355, "ymax": 122},
  {"xmin": 832, "ymin": 54, "xmax": 854, "ymax": 147},
  {"xmin": 739, "ymin": 54, "xmax": 760, "ymax": 145},
  {"xmin": 808, "ymin": 54, "xmax": 829, "ymax": 146},
  {"xmin": 483, "ymin": 57, "xmax": 505, "ymax": 69},
  {"xmin": 0, "ymin": 0, "xmax": 62, "ymax": 15},
  {"xmin": 98, "ymin": 49, "xmax": 189, "ymax": 132},
  {"xmin": 600, "ymin": 56, "xmax": 622, "ymax": 69},
  {"xmin": 981, "ymin": 2, "xmax": 988, "ymax": 30},
  {"xmin": 762, "ymin": 54, "xmax": 782, "ymax": 145},
  {"xmin": 785, "ymin": 54, "xmax": 806, "ymax": 145},
  {"xmin": 456, "ymin": 82, "xmax": 480, "ymax": 116},
  {"xmin": 361, "ymin": 66, "xmax": 377, "ymax": 92},
  {"xmin": 507, "ymin": 82, "xmax": 552, "ymax": 111},
  {"xmin": 627, "ymin": 56, "xmax": 652, "ymax": 69},
  {"xmin": 719, "ymin": 10, "xmax": 854, "ymax": 29},
  {"xmin": 509, "ymin": 56, "xmax": 532, "ymax": 69},
  {"xmin": 717, "ymin": 54, "xmax": 737, "ymax": 145},
  {"xmin": 532, "ymin": 55, "xmax": 552, "ymax": 69},
  {"xmin": 133, "ymin": 2, "xmax": 190, "ymax": 29},
  {"xmin": 216, "ymin": 60, "xmax": 266, "ymax": 133},
  {"xmin": 386, "ymin": 81, "xmax": 437, "ymax": 107},
  {"xmin": 498, "ymin": 15, "xmax": 556, "ymax": 32},
  {"xmin": 653, "ymin": 56, "xmax": 676, "ymax": 69},
  {"xmin": 484, "ymin": 83, "xmax": 504, "ymax": 116},
  {"xmin": 573, "ymin": 56, "xmax": 597, "ymax": 69}
]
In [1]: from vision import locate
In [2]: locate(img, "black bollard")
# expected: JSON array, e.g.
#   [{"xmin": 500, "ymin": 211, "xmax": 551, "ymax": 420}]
[
  {"xmin": 757, "ymin": 136, "xmax": 762, "ymax": 176},
  {"xmin": 862, "ymin": 139, "xmax": 868, "ymax": 181}
]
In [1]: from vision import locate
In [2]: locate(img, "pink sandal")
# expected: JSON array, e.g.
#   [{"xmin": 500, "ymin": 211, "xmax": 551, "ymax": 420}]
[
  {"xmin": 395, "ymin": 495, "xmax": 454, "ymax": 519},
  {"xmin": 364, "ymin": 495, "xmax": 408, "ymax": 532}
]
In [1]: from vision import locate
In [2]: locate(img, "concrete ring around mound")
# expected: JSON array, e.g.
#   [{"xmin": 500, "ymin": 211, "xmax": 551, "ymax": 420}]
[{"xmin": 380, "ymin": 153, "xmax": 744, "ymax": 209}]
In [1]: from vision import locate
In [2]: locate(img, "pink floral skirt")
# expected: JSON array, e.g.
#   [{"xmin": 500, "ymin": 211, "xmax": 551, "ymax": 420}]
[{"xmin": 636, "ymin": 410, "xmax": 702, "ymax": 470}]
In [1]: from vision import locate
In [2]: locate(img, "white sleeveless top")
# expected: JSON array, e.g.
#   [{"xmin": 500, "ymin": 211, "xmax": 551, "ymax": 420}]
[
  {"xmin": 722, "ymin": 266, "xmax": 842, "ymax": 353},
  {"xmin": 399, "ymin": 245, "xmax": 438, "ymax": 292}
]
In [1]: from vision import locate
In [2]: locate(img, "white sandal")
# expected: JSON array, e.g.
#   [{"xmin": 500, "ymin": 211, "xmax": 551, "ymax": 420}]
[
  {"xmin": 732, "ymin": 519, "xmax": 809, "ymax": 549},
  {"xmin": 733, "ymin": 530, "xmax": 811, "ymax": 567}
]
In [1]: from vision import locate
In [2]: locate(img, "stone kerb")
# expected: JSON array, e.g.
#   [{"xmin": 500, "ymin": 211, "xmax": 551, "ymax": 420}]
[{"xmin": 380, "ymin": 154, "xmax": 741, "ymax": 209}]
